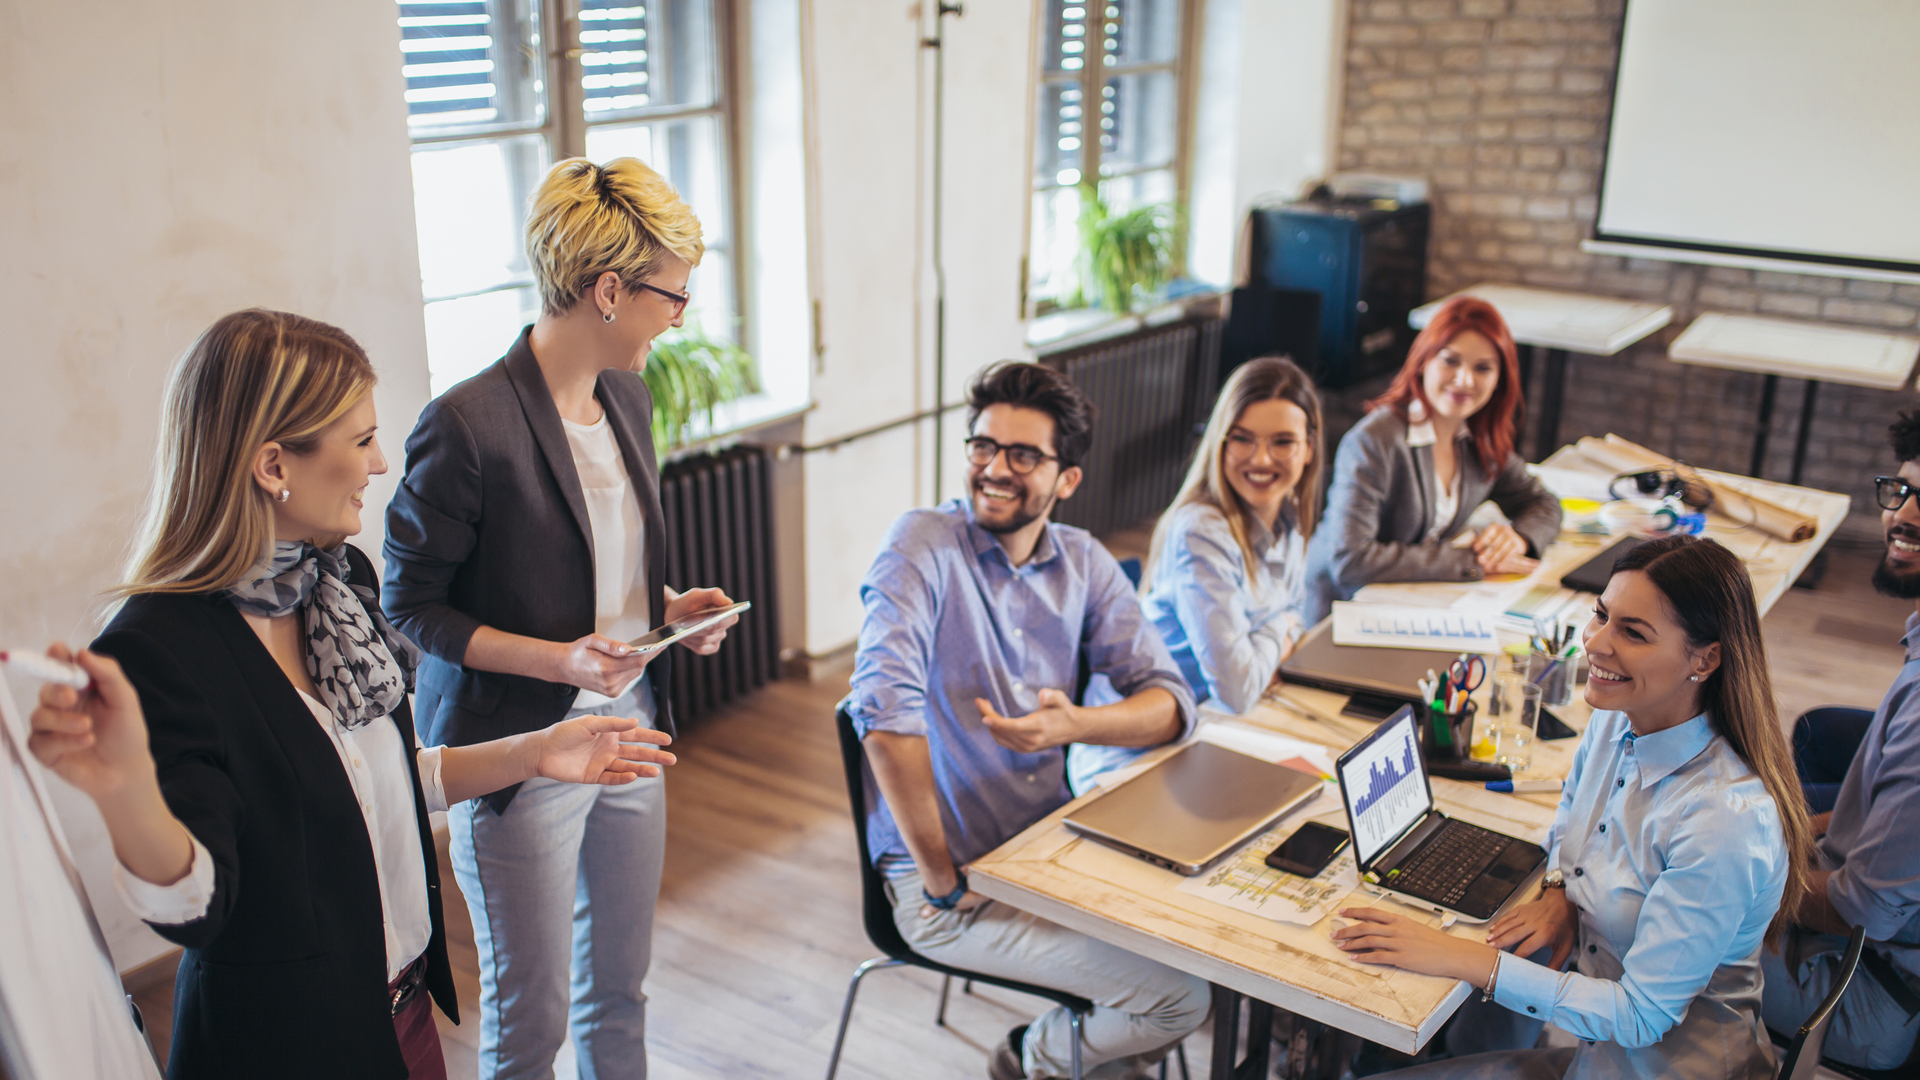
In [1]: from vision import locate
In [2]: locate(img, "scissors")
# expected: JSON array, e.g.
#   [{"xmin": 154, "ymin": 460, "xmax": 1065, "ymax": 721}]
[{"xmin": 1447, "ymin": 654, "xmax": 1487, "ymax": 693}]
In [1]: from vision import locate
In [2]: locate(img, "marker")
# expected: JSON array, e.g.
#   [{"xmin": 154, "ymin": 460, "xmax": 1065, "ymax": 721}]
[
  {"xmin": 1486, "ymin": 778, "xmax": 1563, "ymax": 794},
  {"xmin": 0, "ymin": 650, "xmax": 91, "ymax": 690}
]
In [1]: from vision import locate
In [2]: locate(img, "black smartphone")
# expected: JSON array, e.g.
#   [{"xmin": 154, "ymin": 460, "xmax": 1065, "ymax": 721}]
[
  {"xmin": 1537, "ymin": 706, "xmax": 1578, "ymax": 740},
  {"xmin": 1264, "ymin": 821, "xmax": 1351, "ymax": 878}
]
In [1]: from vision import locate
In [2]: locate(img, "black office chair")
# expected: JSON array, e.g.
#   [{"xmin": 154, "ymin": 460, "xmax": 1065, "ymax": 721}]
[
  {"xmin": 1774, "ymin": 926, "xmax": 1867, "ymax": 1080},
  {"xmin": 825, "ymin": 707, "xmax": 1090, "ymax": 1080}
]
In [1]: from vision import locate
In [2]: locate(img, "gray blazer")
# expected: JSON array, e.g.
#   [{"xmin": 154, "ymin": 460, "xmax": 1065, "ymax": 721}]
[
  {"xmin": 1303, "ymin": 407, "xmax": 1562, "ymax": 623},
  {"xmin": 383, "ymin": 327, "xmax": 672, "ymax": 812}
]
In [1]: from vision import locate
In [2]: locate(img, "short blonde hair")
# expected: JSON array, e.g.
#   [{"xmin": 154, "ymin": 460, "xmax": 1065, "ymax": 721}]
[
  {"xmin": 526, "ymin": 157, "xmax": 705, "ymax": 317},
  {"xmin": 123, "ymin": 309, "xmax": 376, "ymax": 596}
]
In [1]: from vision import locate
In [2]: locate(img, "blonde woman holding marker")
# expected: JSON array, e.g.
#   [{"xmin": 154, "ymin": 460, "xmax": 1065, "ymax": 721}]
[{"xmin": 33, "ymin": 309, "xmax": 674, "ymax": 1080}]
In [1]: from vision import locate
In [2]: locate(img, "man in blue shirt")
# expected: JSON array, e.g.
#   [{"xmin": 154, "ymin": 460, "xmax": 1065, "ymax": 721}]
[
  {"xmin": 843, "ymin": 362, "xmax": 1209, "ymax": 1080},
  {"xmin": 1761, "ymin": 412, "xmax": 1920, "ymax": 1071}
]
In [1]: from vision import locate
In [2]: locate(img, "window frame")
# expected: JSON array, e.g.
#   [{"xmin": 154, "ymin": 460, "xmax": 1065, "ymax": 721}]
[
  {"xmin": 1025, "ymin": 0, "xmax": 1200, "ymax": 317},
  {"xmin": 403, "ymin": 0, "xmax": 745, "ymax": 332}
]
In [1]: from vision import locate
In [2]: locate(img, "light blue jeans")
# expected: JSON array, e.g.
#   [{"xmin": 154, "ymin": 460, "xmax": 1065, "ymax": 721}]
[
  {"xmin": 1761, "ymin": 929, "xmax": 1920, "ymax": 1071},
  {"xmin": 449, "ymin": 700, "xmax": 667, "ymax": 1080},
  {"xmin": 888, "ymin": 866, "xmax": 1210, "ymax": 1079}
]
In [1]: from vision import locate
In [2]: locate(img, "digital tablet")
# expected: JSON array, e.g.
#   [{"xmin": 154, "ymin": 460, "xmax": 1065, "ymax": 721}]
[{"xmin": 626, "ymin": 601, "xmax": 751, "ymax": 653}]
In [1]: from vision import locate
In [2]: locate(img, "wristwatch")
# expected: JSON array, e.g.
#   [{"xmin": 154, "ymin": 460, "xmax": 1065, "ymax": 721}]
[
  {"xmin": 1541, "ymin": 869, "xmax": 1566, "ymax": 890},
  {"xmin": 924, "ymin": 871, "xmax": 970, "ymax": 910}
]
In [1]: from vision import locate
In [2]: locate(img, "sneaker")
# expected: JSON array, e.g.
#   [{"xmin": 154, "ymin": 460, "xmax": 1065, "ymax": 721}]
[{"xmin": 987, "ymin": 1025, "xmax": 1030, "ymax": 1080}]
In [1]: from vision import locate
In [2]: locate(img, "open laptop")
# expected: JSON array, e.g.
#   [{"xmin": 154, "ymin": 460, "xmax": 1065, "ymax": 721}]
[
  {"xmin": 1063, "ymin": 740, "xmax": 1323, "ymax": 875},
  {"xmin": 1335, "ymin": 706, "xmax": 1545, "ymax": 922},
  {"xmin": 1279, "ymin": 619, "xmax": 1462, "ymax": 717}
]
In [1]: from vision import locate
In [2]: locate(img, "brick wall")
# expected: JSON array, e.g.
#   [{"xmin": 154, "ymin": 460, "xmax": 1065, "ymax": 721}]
[{"xmin": 1334, "ymin": 0, "xmax": 1920, "ymax": 533}]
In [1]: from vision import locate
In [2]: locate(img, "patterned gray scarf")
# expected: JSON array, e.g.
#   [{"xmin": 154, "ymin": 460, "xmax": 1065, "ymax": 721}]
[{"xmin": 227, "ymin": 541, "xmax": 419, "ymax": 729}]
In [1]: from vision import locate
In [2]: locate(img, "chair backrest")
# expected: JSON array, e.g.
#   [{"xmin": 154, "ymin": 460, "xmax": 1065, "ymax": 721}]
[
  {"xmin": 835, "ymin": 707, "xmax": 920, "ymax": 963},
  {"xmin": 1117, "ymin": 556, "xmax": 1143, "ymax": 590},
  {"xmin": 1777, "ymin": 926, "xmax": 1868, "ymax": 1080}
]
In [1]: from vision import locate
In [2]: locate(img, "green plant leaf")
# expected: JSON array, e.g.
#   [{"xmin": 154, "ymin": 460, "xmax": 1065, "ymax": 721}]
[{"xmin": 641, "ymin": 321, "xmax": 762, "ymax": 457}]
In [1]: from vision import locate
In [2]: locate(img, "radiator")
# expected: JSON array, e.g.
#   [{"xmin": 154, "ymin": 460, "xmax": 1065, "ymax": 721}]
[
  {"xmin": 1039, "ymin": 313, "xmax": 1225, "ymax": 537},
  {"xmin": 657, "ymin": 444, "xmax": 781, "ymax": 728}
]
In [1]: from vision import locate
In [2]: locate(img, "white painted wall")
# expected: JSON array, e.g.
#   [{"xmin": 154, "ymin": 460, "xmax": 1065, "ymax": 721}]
[
  {"xmin": 795, "ymin": 0, "xmax": 1348, "ymax": 655},
  {"xmin": 0, "ymin": 0, "xmax": 429, "ymax": 972},
  {"xmin": 1189, "ymin": 0, "xmax": 1350, "ymax": 287}
]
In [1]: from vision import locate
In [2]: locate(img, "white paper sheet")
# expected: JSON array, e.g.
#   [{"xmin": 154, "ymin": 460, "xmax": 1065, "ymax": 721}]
[{"xmin": 1331, "ymin": 602, "xmax": 1499, "ymax": 652}]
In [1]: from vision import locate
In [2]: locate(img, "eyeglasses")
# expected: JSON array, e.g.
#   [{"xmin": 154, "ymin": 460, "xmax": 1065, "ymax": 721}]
[
  {"xmin": 1223, "ymin": 431, "xmax": 1307, "ymax": 462},
  {"xmin": 963, "ymin": 436, "xmax": 1057, "ymax": 475},
  {"xmin": 634, "ymin": 280, "xmax": 691, "ymax": 317},
  {"xmin": 1875, "ymin": 476, "xmax": 1918, "ymax": 511}
]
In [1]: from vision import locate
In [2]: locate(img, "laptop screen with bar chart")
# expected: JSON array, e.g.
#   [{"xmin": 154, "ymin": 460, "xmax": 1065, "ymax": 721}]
[{"xmin": 1337, "ymin": 709, "xmax": 1435, "ymax": 868}]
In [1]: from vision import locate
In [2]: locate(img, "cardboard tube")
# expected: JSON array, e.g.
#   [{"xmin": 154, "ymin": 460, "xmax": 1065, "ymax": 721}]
[{"xmin": 1575, "ymin": 435, "xmax": 1818, "ymax": 543}]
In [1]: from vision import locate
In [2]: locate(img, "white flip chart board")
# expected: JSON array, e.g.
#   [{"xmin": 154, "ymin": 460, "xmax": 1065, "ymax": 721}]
[{"xmin": 0, "ymin": 669, "xmax": 163, "ymax": 1080}]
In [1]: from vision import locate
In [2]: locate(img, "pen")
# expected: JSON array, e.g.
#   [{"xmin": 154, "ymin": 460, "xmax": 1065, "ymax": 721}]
[{"xmin": 0, "ymin": 650, "xmax": 91, "ymax": 690}]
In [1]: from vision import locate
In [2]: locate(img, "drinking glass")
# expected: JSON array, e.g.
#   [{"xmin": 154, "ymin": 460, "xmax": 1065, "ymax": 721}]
[{"xmin": 1495, "ymin": 681, "xmax": 1543, "ymax": 771}]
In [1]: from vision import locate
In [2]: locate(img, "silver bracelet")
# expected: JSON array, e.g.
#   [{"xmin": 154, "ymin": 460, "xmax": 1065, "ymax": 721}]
[{"xmin": 1480, "ymin": 951, "xmax": 1501, "ymax": 1003}]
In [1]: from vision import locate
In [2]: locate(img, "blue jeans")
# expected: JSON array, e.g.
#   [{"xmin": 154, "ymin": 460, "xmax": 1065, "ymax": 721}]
[
  {"xmin": 449, "ymin": 736, "xmax": 667, "ymax": 1079},
  {"xmin": 1791, "ymin": 707, "xmax": 1873, "ymax": 814},
  {"xmin": 1762, "ymin": 928, "xmax": 1920, "ymax": 1071}
]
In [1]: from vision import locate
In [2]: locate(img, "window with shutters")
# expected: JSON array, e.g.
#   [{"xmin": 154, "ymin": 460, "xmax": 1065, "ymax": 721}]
[
  {"xmin": 1029, "ymin": 0, "xmax": 1192, "ymax": 312},
  {"xmin": 398, "ymin": 0, "xmax": 735, "ymax": 395}
]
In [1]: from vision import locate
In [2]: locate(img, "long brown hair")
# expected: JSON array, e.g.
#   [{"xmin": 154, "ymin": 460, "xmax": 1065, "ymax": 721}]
[
  {"xmin": 1143, "ymin": 357, "xmax": 1323, "ymax": 590},
  {"xmin": 121, "ymin": 309, "xmax": 377, "ymax": 597},
  {"xmin": 1367, "ymin": 295, "xmax": 1523, "ymax": 473},
  {"xmin": 1612, "ymin": 535, "xmax": 1811, "ymax": 945}
]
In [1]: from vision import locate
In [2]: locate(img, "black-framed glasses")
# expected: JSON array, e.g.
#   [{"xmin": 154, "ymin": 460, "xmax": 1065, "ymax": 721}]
[
  {"xmin": 1875, "ymin": 476, "xmax": 1918, "ymax": 511},
  {"xmin": 963, "ymin": 436, "xmax": 1057, "ymax": 475},
  {"xmin": 634, "ymin": 280, "xmax": 691, "ymax": 316}
]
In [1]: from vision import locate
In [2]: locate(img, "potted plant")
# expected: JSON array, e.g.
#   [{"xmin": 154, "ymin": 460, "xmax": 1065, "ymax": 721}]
[
  {"xmin": 1074, "ymin": 182, "xmax": 1177, "ymax": 314},
  {"xmin": 641, "ymin": 323, "xmax": 760, "ymax": 457}
]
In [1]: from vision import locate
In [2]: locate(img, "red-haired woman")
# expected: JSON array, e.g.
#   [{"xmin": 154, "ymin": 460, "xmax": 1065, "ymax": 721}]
[{"xmin": 1303, "ymin": 296, "xmax": 1562, "ymax": 622}]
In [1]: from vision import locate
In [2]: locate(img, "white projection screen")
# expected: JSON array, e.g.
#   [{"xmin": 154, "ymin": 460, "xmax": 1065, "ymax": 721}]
[{"xmin": 1594, "ymin": 0, "xmax": 1920, "ymax": 276}]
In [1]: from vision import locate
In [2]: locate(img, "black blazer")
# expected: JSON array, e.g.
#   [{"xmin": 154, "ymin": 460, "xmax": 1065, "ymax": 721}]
[
  {"xmin": 92, "ymin": 545, "xmax": 455, "ymax": 1080},
  {"xmin": 383, "ymin": 326, "xmax": 674, "ymax": 812}
]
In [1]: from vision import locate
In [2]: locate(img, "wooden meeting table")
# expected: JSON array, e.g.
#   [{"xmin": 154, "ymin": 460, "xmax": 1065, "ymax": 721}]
[{"xmin": 968, "ymin": 449, "xmax": 1850, "ymax": 1078}]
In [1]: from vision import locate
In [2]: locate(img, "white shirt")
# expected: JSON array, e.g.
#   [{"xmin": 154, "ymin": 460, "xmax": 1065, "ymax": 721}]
[
  {"xmin": 562, "ymin": 411, "xmax": 657, "ymax": 718},
  {"xmin": 115, "ymin": 694, "xmax": 449, "ymax": 984},
  {"xmin": 1405, "ymin": 406, "xmax": 1462, "ymax": 543}
]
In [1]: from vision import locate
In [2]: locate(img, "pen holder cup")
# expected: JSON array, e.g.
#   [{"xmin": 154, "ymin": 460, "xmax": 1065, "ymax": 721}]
[
  {"xmin": 1527, "ymin": 650, "xmax": 1575, "ymax": 707},
  {"xmin": 1421, "ymin": 700, "xmax": 1477, "ymax": 763}
]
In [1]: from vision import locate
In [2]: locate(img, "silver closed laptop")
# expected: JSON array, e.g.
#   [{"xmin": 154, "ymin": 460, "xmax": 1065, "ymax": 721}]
[{"xmin": 1063, "ymin": 740, "xmax": 1324, "ymax": 875}]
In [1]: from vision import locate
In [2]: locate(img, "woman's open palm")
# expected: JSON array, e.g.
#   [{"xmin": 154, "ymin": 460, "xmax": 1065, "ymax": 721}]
[{"xmin": 536, "ymin": 714, "xmax": 676, "ymax": 784}]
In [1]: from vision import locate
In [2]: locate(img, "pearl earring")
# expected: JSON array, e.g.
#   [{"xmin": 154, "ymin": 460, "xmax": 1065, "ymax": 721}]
[
  {"xmin": 1688, "ymin": 675, "xmax": 1699, "ymax": 682},
  {"xmin": 276, "ymin": 489, "xmax": 291, "ymax": 503},
  {"xmin": 603, "ymin": 309, "xmax": 616, "ymax": 323}
]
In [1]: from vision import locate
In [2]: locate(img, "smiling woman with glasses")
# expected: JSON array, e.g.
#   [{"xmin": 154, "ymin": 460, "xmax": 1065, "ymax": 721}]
[
  {"xmin": 382, "ymin": 155, "xmax": 741, "ymax": 1079},
  {"xmin": 1070, "ymin": 357, "xmax": 1325, "ymax": 793}
]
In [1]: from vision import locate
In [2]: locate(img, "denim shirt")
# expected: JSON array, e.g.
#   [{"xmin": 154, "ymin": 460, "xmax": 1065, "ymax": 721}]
[
  {"xmin": 1493, "ymin": 709, "xmax": 1786, "ymax": 1080},
  {"xmin": 1819, "ymin": 611, "xmax": 1920, "ymax": 978},
  {"xmin": 1138, "ymin": 500, "xmax": 1307, "ymax": 716},
  {"xmin": 842, "ymin": 499, "xmax": 1196, "ymax": 870}
]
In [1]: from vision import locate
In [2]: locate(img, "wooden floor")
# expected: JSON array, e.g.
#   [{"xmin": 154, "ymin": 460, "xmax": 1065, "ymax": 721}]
[{"xmin": 131, "ymin": 535, "xmax": 1913, "ymax": 1079}]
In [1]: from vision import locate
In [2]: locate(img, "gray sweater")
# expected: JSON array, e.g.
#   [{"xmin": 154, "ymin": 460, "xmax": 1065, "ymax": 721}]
[{"xmin": 1303, "ymin": 407, "xmax": 1563, "ymax": 624}]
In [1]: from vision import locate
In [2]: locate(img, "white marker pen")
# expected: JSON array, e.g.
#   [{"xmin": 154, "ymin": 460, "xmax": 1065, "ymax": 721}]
[{"xmin": 0, "ymin": 650, "xmax": 92, "ymax": 690}]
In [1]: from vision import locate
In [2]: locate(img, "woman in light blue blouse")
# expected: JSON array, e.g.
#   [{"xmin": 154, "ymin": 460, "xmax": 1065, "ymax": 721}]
[
  {"xmin": 1332, "ymin": 535, "xmax": 1814, "ymax": 1080},
  {"xmin": 1140, "ymin": 356, "xmax": 1323, "ymax": 714},
  {"xmin": 1067, "ymin": 357, "xmax": 1320, "ymax": 792}
]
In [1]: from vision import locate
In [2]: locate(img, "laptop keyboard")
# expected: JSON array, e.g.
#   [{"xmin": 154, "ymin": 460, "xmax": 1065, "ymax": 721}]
[{"xmin": 1386, "ymin": 822, "xmax": 1509, "ymax": 907}]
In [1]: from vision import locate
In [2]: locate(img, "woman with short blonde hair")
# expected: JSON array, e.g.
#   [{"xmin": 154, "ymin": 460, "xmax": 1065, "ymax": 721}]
[
  {"xmin": 33, "ymin": 308, "xmax": 672, "ymax": 1079},
  {"xmin": 383, "ymin": 156, "xmax": 737, "ymax": 1078}
]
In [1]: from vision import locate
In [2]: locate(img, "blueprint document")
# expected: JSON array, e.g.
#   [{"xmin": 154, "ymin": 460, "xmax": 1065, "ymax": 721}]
[{"xmin": 1174, "ymin": 788, "xmax": 1360, "ymax": 926}]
